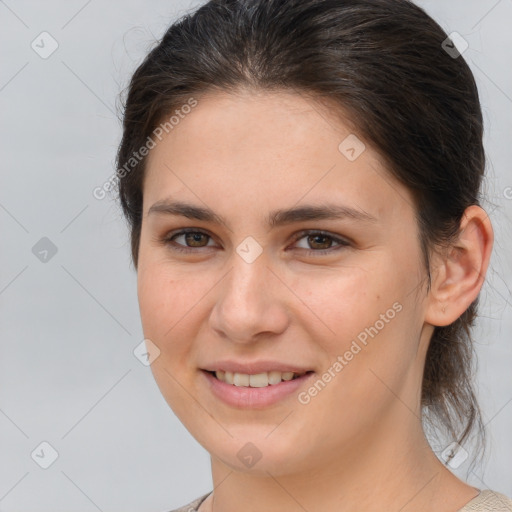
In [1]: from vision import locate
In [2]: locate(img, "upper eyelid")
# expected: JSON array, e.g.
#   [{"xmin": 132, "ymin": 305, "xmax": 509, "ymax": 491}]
[{"xmin": 290, "ymin": 229, "xmax": 349, "ymax": 242}]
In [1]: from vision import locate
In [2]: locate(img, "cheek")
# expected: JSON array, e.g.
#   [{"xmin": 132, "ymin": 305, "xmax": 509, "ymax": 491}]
[
  {"xmin": 137, "ymin": 261, "xmax": 199, "ymax": 359},
  {"xmin": 137, "ymin": 265, "xmax": 172, "ymax": 336},
  {"xmin": 137, "ymin": 263, "xmax": 204, "ymax": 418},
  {"xmin": 291, "ymin": 260, "xmax": 394, "ymax": 341},
  {"xmin": 292, "ymin": 250, "xmax": 422, "ymax": 370}
]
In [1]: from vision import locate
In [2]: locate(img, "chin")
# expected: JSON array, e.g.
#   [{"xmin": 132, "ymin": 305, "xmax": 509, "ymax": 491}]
[{"xmin": 203, "ymin": 429, "xmax": 310, "ymax": 476}]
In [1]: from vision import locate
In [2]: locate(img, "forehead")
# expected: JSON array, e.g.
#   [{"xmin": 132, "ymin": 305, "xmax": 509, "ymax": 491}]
[
  {"xmin": 148, "ymin": 89, "xmax": 357, "ymax": 165},
  {"xmin": 142, "ymin": 89, "xmax": 412, "ymax": 224}
]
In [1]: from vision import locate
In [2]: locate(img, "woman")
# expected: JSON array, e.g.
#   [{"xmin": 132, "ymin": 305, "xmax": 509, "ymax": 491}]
[{"xmin": 115, "ymin": 0, "xmax": 512, "ymax": 510}]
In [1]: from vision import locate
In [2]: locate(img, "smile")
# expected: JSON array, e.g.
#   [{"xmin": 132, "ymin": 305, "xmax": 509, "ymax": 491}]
[
  {"xmin": 209, "ymin": 370, "xmax": 308, "ymax": 387},
  {"xmin": 201, "ymin": 369, "xmax": 315, "ymax": 408}
]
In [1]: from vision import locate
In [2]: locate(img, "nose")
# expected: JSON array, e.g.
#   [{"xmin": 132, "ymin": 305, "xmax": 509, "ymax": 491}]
[{"xmin": 209, "ymin": 252, "xmax": 290, "ymax": 344}]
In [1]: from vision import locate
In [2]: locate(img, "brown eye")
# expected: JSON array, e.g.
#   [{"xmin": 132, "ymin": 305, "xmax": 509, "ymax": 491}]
[
  {"xmin": 162, "ymin": 229, "xmax": 216, "ymax": 253},
  {"xmin": 305, "ymin": 233, "xmax": 334, "ymax": 250},
  {"xmin": 182, "ymin": 232, "xmax": 210, "ymax": 247},
  {"xmin": 292, "ymin": 230, "xmax": 350, "ymax": 255}
]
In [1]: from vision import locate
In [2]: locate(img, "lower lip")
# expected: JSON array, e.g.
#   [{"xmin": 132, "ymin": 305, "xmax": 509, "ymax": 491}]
[{"xmin": 201, "ymin": 370, "xmax": 315, "ymax": 409}]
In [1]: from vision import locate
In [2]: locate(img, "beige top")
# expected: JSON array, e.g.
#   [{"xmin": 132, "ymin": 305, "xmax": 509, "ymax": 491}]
[{"xmin": 168, "ymin": 489, "xmax": 512, "ymax": 512}]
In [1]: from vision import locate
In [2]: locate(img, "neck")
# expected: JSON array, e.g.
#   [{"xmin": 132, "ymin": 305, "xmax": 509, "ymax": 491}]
[{"xmin": 205, "ymin": 402, "xmax": 477, "ymax": 512}]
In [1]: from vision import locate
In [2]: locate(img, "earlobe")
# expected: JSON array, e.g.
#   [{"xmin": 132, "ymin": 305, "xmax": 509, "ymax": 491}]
[{"xmin": 425, "ymin": 205, "xmax": 494, "ymax": 327}]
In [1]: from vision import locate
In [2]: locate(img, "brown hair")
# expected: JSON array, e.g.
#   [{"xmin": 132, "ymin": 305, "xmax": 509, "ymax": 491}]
[{"xmin": 116, "ymin": 0, "xmax": 486, "ymax": 465}]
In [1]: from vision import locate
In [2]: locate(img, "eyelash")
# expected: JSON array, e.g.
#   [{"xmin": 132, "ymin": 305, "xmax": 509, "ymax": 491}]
[{"xmin": 160, "ymin": 229, "xmax": 350, "ymax": 256}]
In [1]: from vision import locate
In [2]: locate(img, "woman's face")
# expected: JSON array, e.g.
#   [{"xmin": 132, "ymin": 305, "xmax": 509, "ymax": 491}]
[{"xmin": 137, "ymin": 90, "xmax": 433, "ymax": 476}]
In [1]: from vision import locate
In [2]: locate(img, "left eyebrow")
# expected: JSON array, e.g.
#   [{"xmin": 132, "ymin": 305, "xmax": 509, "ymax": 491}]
[{"xmin": 147, "ymin": 199, "xmax": 377, "ymax": 230}]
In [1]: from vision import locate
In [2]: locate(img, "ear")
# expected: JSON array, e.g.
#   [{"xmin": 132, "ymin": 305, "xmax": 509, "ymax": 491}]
[{"xmin": 425, "ymin": 205, "xmax": 494, "ymax": 327}]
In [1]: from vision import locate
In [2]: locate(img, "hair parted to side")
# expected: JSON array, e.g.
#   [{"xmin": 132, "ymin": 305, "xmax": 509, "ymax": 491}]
[{"xmin": 116, "ymin": 0, "xmax": 486, "ymax": 466}]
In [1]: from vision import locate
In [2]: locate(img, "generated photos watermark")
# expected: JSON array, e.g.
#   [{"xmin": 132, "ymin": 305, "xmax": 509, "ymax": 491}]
[
  {"xmin": 93, "ymin": 97, "xmax": 198, "ymax": 200},
  {"xmin": 298, "ymin": 301, "xmax": 403, "ymax": 405}
]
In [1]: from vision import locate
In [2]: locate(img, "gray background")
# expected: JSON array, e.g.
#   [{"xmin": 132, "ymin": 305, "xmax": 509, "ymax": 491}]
[{"xmin": 0, "ymin": 1, "xmax": 511, "ymax": 511}]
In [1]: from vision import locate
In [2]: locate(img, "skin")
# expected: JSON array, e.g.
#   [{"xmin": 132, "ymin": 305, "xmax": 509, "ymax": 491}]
[{"xmin": 136, "ymin": 89, "xmax": 493, "ymax": 512}]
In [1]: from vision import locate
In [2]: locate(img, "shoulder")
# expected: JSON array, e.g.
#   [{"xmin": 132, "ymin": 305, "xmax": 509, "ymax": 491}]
[
  {"xmin": 166, "ymin": 489, "xmax": 512, "ymax": 512},
  {"xmin": 165, "ymin": 492, "xmax": 212, "ymax": 512},
  {"xmin": 459, "ymin": 489, "xmax": 512, "ymax": 511}
]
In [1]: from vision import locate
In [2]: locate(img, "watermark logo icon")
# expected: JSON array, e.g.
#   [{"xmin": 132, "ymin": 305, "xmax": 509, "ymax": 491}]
[
  {"xmin": 339, "ymin": 134, "xmax": 366, "ymax": 161},
  {"xmin": 441, "ymin": 441, "xmax": 468, "ymax": 469},
  {"xmin": 31, "ymin": 32, "xmax": 59, "ymax": 59},
  {"xmin": 31, "ymin": 441, "xmax": 59, "ymax": 469},
  {"xmin": 236, "ymin": 236, "xmax": 263, "ymax": 263},
  {"xmin": 32, "ymin": 237, "xmax": 58, "ymax": 263},
  {"xmin": 237, "ymin": 442, "xmax": 262, "ymax": 468},
  {"xmin": 133, "ymin": 338, "xmax": 161, "ymax": 366},
  {"xmin": 442, "ymin": 32, "xmax": 469, "ymax": 59}
]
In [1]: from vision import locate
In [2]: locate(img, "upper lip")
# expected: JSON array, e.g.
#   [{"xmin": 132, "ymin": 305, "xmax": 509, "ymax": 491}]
[{"xmin": 202, "ymin": 360, "xmax": 313, "ymax": 375}]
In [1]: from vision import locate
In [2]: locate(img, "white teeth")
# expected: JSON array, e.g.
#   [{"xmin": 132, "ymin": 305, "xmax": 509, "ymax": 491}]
[
  {"xmin": 249, "ymin": 373, "xmax": 269, "ymax": 388},
  {"xmin": 233, "ymin": 373, "xmax": 250, "ymax": 386},
  {"xmin": 267, "ymin": 370, "xmax": 282, "ymax": 385},
  {"xmin": 213, "ymin": 370, "xmax": 306, "ymax": 387}
]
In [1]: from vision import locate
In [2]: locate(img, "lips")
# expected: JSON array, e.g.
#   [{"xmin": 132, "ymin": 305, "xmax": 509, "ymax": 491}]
[{"xmin": 201, "ymin": 369, "xmax": 315, "ymax": 408}]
